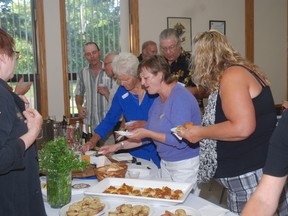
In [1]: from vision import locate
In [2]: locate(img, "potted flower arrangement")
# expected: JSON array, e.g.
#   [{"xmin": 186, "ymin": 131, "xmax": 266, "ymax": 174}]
[{"xmin": 39, "ymin": 137, "xmax": 89, "ymax": 208}]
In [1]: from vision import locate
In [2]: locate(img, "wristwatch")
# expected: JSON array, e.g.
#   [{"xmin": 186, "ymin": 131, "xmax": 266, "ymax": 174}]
[{"xmin": 119, "ymin": 141, "xmax": 125, "ymax": 149}]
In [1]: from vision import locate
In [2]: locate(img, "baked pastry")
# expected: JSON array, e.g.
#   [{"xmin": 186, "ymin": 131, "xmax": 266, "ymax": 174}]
[
  {"xmin": 184, "ymin": 122, "xmax": 194, "ymax": 128},
  {"xmin": 175, "ymin": 122, "xmax": 194, "ymax": 133}
]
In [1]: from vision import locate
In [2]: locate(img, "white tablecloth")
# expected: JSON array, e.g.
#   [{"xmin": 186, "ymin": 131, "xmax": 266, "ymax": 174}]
[{"xmin": 43, "ymin": 157, "xmax": 237, "ymax": 216}]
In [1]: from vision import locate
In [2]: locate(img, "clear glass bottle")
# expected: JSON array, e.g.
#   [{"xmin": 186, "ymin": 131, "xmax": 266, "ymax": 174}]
[{"xmin": 74, "ymin": 120, "xmax": 82, "ymax": 143}]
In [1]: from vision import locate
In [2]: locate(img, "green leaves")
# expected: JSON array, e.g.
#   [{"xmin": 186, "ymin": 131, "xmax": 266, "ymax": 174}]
[{"xmin": 39, "ymin": 137, "xmax": 89, "ymax": 173}]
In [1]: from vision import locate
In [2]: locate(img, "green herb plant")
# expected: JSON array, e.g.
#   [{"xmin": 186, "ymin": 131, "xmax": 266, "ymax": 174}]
[{"xmin": 39, "ymin": 136, "xmax": 89, "ymax": 174}]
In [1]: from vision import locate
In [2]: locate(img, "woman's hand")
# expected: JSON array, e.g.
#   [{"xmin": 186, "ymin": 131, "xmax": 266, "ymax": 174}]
[
  {"xmin": 21, "ymin": 108, "xmax": 43, "ymax": 149},
  {"xmin": 82, "ymin": 134, "xmax": 101, "ymax": 153},
  {"xmin": 82, "ymin": 141, "xmax": 94, "ymax": 153},
  {"xmin": 177, "ymin": 125, "xmax": 203, "ymax": 144},
  {"xmin": 126, "ymin": 128, "xmax": 148, "ymax": 140},
  {"xmin": 23, "ymin": 108, "xmax": 43, "ymax": 137},
  {"xmin": 99, "ymin": 145, "xmax": 119, "ymax": 156},
  {"xmin": 18, "ymin": 95, "xmax": 30, "ymax": 109},
  {"xmin": 125, "ymin": 120, "xmax": 146, "ymax": 131}
]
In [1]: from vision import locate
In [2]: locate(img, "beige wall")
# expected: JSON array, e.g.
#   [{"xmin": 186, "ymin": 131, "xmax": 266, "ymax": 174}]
[
  {"xmin": 254, "ymin": 0, "xmax": 287, "ymax": 104},
  {"xmin": 139, "ymin": 0, "xmax": 287, "ymax": 104},
  {"xmin": 43, "ymin": 0, "xmax": 287, "ymax": 119}
]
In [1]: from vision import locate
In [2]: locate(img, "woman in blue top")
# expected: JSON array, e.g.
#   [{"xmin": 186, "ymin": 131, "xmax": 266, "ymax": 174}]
[
  {"xmin": 84, "ymin": 52, "xmax": 160, "ymax": 167},
  {"xmin": 100, "ymin": 55, "xmax": 201, "ymax": 189}
]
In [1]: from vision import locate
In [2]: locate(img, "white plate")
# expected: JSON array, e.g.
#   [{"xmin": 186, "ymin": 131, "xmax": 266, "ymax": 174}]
[
  {"xmin": 84, "ymin": 178, "xmax": 194, "ymax": 206},
  {"xmin": 170, "ymin": 127, "xmax": 182, "ymax": 140},
  {"xmin": 59, "ymin": 198, "xmax": 108, "ymax": 216},
  {"xmin": 114, "ymin": 130, "xmax": 133, "ymax": 136},
  {"xmin": 161, "ymin": 206, "xmax": 202, "ymax": 216},
  {"xmin": 126, "ymin": 167, "xmax": 151, "ymax": 179},
  {"xmin": 107, "ymin": 202, "xmax": 154, "ymax": 216},
  {"xmin": 111, "ymin": 153, "xmax": 133, "ymax": 162}
]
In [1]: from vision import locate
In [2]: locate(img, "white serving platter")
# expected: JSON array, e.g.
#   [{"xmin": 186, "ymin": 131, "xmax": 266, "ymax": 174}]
[{"xmin": 84, "ymin": 178, "xmax": 194, "ymax": 206}]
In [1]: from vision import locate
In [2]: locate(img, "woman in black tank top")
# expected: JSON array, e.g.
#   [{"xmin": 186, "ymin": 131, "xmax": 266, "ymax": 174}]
[{"xmin": 178, "ymin": 30, "xmax": 287, "ymax": 215}]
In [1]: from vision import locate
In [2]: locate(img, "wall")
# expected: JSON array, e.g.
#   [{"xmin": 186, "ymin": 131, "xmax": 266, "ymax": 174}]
[
  {"xmin": 139, "ymin": 0, "xmax": 245, "ymax": 59},
  {"xmin": 43, "ymin": 0, "xmax": 64, "ymax": 120},
  {"xmin": 254, "ymin": 0, "xmax": 287, "ymax": 104},
  {"xmin": 139, "ymin": 0, "xmax": 287, "ymax": 104},
  {"xmin": 43, "ymin": 0, "xmax": 287, "ymax": 119}
]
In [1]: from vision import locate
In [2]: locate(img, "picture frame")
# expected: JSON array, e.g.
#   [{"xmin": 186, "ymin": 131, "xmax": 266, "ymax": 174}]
[
  {"xmin": 167, "ymin": 17, "xmax": 192, "ymax": 52},
  {"xmin": 209, "ymin": 20, "xmax": 226, "ymax": 35}
]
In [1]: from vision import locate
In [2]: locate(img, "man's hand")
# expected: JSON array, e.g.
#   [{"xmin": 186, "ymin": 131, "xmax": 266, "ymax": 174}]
[
  {"xmin": 97, "ymin": 85, "xmax": 109, "ymax": 100},
  {"xmin": 78, "ymin": 106, "xmax": 88, "ymax": 119}
]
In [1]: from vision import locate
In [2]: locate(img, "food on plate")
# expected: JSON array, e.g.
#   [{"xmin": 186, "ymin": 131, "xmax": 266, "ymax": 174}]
[
  {"xmin": 175, "ymin": 125, "xmax": 186, "ymax": 133},
  {"xmin": 103, "ymin": 183, "xmax": 184, "ymax": 200},
  {"xmin": 65, "ymin": 196, "xmax": 105, "ymax": 216},
  {"xmin": 95, "ymin": 163, "xmax": 127, "ymax": 181},
  {"xmin": 183, "ymin": 122, "xmax": 194, "ymax": 128},
  {"xmin": 175, "ymin": 122, "xmax": 194, "ymax": 133},
  {"xmin": 161, "ymin": 209, "xmax": 187, "ymax": 216},
  {"xmin": 108, "ymin": 203, "xmax": 150, "ymax": 216}
]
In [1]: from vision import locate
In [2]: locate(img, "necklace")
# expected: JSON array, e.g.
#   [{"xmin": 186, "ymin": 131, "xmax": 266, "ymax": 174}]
[{"xmin": 130, "ymin": 90, "xmax": 145, "ymax": 105}]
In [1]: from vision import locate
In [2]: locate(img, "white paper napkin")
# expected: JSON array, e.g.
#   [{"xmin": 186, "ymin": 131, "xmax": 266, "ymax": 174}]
[
  {"xmin": 111, "ymin": 153, "xmax": 133, "ymax": 162},
  {"xmin": 170, "ymin": 127, "xmax": 183, "ymax": 140},
  {"xmin": 199, "ymin": 205, "xmax": 230, "ymax": 216}
]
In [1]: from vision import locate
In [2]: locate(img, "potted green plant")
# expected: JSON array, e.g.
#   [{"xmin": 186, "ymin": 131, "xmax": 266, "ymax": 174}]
[{"xmin": 39, "ymin": 137, "xmax": 89, "ymax": 208}]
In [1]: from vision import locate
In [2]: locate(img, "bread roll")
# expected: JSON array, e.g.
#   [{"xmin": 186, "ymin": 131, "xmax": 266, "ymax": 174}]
[{"xmin": 184, "ymin": 122, "xmax": 194, "ymax": 129}]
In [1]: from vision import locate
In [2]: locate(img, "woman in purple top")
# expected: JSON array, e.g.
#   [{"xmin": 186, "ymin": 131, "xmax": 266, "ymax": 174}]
[{"xmin": 100, "ymin": 55, "xmax": 201, "ymax": 188}]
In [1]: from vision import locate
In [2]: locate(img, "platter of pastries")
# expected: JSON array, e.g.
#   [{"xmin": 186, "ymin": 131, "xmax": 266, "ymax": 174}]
[
  {"xmin": 103, "ymin": 183, "xmax": 183, "ymax": 200},
  {"xmin": 84, "ymin": 178, "xmax": 194, "ymax": 206}
]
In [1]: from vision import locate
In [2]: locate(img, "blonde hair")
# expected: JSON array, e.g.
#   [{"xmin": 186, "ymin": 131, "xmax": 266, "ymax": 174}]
[{"xmin": 191, "ymin": 30, "xmax": 268, "ymax": 92}]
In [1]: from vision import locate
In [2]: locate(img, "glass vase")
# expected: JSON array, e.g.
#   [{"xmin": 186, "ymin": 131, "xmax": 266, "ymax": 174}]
[{"xmin": 47, "ymin": 170, "xmax": 72, "ymax": 208}]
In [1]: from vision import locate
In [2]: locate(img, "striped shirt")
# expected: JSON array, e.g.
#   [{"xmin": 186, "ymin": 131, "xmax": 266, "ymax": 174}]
[{"xmin": 74, "ymin": 63, "xmax": 112, "ymax": 129}]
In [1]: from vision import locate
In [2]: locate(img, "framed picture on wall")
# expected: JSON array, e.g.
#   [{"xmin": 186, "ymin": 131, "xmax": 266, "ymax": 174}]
[
  {"xmin": 209, "ymin": 20, "xmax": 226, "ymax": 35},
  {"xmin": 167, "ymin": 17, "xmax": 192, "ymax": 52}
]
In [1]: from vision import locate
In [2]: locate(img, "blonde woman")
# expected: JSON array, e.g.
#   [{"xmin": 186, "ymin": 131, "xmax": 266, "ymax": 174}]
[{"xmin": 178, "ymin": 30, "xmax": 287, "ymax": 214}]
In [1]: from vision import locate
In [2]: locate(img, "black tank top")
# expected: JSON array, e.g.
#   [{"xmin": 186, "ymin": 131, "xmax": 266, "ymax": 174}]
[{"xmin": 214, "ymin": 65, "xmax": 277, "ymax": 178}]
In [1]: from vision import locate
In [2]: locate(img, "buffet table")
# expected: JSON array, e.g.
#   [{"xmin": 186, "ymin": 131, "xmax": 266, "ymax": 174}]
[{"xmin": 43, "ymin": 156, "xmax": 238, "ymax": 216}]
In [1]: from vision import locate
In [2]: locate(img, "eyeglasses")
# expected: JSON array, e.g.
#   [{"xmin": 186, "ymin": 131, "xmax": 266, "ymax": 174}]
[
  {"xmin": 104, "ymin": 61, "xmax": 112, "ymax": 67},
  {"xmin": 14, "ymin": 51, "xmax": 20, "ymax": 60},
  {"xmin": 160, "ymin": 43, "xmax": 178, "ymax": 52}
]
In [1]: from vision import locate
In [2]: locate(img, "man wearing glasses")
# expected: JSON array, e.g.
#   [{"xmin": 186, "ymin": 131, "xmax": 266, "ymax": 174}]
[{"xmin": 159, "ymin": 29, "xmax": 207, "ymax": 111}]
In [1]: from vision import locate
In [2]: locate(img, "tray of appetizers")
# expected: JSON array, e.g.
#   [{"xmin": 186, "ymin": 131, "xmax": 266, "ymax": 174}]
[{"xmin": 84, "ymin": 178, "xmax": 194, "ymax": 206}]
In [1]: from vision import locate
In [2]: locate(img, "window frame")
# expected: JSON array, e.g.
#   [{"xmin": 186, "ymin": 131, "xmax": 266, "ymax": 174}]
[{"xmin": 59, "ymin": 0, "xmax": 139, "ymax": 119}]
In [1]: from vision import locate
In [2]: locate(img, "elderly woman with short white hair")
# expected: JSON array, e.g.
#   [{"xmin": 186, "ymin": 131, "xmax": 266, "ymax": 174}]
[{"xmin": 84, "ymin": 52, "xmax": 160, "ymax": 168}]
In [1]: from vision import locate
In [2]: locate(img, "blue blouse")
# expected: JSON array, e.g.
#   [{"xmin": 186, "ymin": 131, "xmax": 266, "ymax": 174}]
[{"xmin": 95, "ymin": 86, "xmax": 160, "ymax": 167}]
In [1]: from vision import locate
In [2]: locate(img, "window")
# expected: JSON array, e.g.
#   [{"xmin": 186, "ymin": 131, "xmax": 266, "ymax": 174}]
[
  {"xmin": 0, "ymin": 0, "xmax": 39, "ymax": 109},
  {"xmin": 64, "ymin": 0, "xmax": 121, "ymax": 117}
]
